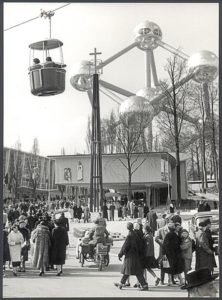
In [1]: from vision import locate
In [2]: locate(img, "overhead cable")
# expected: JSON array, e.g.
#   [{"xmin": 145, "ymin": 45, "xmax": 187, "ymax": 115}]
[{"xmin": 4, "ymin": 3, "xmax": 71, "ymax": 31}]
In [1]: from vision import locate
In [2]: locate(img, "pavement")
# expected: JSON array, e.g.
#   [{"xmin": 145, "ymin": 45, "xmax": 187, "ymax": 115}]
[{"xmin": 3, "ymin": 211, "xmax": 219, "ymax": 298}]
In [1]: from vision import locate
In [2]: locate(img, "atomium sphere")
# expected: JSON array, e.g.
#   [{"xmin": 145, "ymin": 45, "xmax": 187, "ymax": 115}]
[
  {"xmin": 136, "ymin": 87, "xmax": 162, "ymax": 101},
  {"xmin": 133, "ymin": 20, "xmax": 162, "ymax": 50},
  {"xmin": 119, "ymin": 95, "xmax": 155, "ymax": 122},
  {"xmin": 188, "ymin": 50, "xmax": 218, "ymax": 83},
  {"xmin": 70, "ymin": 60, "xmax": 93, "ymax": 92}
]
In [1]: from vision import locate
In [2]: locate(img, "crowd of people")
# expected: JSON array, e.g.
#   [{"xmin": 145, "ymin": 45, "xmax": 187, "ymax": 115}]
[
  {"xmin": 114, "ymin": 210, "xmax": 218, "ymax": 296},
  {"xmin": 3, "ymin": 197, "xmax": 71, "ymax": 277},
  {"xmin": 3, "ymin": 196, "xmax": 218, "ymax": 296}
]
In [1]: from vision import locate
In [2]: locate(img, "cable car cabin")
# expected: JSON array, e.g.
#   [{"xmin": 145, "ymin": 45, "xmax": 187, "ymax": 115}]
[{"xmin": 29, "ymin": 39, "xmax": 66, "ymax": 96}]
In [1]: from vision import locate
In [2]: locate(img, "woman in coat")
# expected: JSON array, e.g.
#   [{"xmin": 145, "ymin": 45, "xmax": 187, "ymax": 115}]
[
  {"xmin": 162, "ymin": 223, "xmax": 184, "ymax": 286},
  {"xmin": 114, "ymin": 222, "xmax": 148, "ymax": 291},
  {"xmin": 195, "ymin": 221, "xmax": 216, "ymax": 273},
  {"xmin": 18, "ymin": 217, "xmax": 31, "ymax": 272},
  {"xmin": 143, "ymin": 224, "xmax": 161, "ymax": 286},
  {"xmin": 8, "ymin": 224, "xmax": 24, "ymax": 276},
  {"xmin": 3, "ymin": 225, "xmax": 11, "ymax": 273},
  {"xmin": 31, "ymin": 220, "xmax": 51, "ymax": 276},
  {"xmin": 51, "ymin": 219, "xmax": 69, "ymax": 276}
]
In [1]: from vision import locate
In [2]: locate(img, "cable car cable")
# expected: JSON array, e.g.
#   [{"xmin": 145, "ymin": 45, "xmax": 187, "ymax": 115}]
[{"xmin": 4, "ymin": 3, "xmax": 71, "ymax": 32}]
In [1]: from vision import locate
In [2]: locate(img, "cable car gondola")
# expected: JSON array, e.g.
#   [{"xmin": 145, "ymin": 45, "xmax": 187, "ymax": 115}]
[{"xmin": 28, "ymin": 38, "xmax": 66, "ymax": 96}]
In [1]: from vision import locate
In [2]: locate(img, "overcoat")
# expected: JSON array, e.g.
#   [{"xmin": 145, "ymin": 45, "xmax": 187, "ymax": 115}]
[
  {"xmin": 162, "ymin": 230, "xmax": 184, "ymax": 275},
  {"xmin": 51, "ymin": 226, "xmax": 69, "ymax": 265},
  {"xmin": 8, "ymin": 230, "xmax": 24, "ymax": 262},
  {"xmin": 118, "ymin": 231, "xmax": 144, "ymax": 276},
  {"xmin": 101, "ymin": 205, "xmax": 108, "ymax": 219},
  {"xmin": 19, "ymin": 226, "xmax": 31, "ymax": 262},
  {"xmin": 3, "ymin": 229, "xmax": 11, "ymax": 262},
  {"xmin": 195, "ymin": 230, "xmax": 217, "ymax": 272},
  {"xmin": 32, "ymin": 224, "xmax": 51, "ymax": 269}
]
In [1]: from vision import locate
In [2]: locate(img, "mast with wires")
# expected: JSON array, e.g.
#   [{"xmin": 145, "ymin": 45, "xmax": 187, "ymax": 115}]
[{"xmin": 89, "ymin": 48, "xmax": 103, "ymax": 212}]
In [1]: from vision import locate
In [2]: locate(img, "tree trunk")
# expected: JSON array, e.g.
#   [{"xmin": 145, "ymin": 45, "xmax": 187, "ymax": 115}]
[
  {"xmin": 175, "ymin": 139, "xmax": 181, "ymax": 207},
  {"xmin": 195, "ymin": 143, "xmax": 201, "ymax": 180},
  {"xmin": 127, "ymin": 158, "xmax": 132, "ymax": 202},
  {"xmin": 201, "ymin": 122, "xmax": 208, "ymax": 191},
  {"xmin": 190, "ymin": 147, "xmax": 195, "ymax": 180}
]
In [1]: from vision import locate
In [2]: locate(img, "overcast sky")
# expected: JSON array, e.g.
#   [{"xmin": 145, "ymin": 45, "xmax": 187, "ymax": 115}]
[{"xmin": 4, "ymin": 2, "xmax": 218, "ymax": 156}]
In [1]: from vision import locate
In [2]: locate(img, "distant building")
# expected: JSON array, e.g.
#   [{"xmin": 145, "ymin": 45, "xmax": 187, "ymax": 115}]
[
  {"xmin": 3, "ymin": 147, "xmax": 56, "ymax": 200},
  {"xmin": 49, "ymin": 152, "xmax": 188, "ymax": 210}
]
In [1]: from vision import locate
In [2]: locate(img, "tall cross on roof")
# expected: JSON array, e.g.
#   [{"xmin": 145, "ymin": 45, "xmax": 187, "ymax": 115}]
[{"xmin": 89, "ymin": 48, "xmax": 102, "ymax": 74}]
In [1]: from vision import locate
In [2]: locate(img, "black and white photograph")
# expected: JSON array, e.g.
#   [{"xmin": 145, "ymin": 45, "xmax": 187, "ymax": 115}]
[{"xmin": 2, "ymin": 2, "xmax": 219, "ymax": 298}]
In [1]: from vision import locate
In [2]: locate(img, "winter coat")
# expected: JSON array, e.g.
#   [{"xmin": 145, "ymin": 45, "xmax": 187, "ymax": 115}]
[
  {"xmin": 162, "ymin": 230, "xmax": 184, "ymax": 275},
  {"xmin": 138, "ymin": 206, "xmax": 144, "ymax": 219},
  {"xmin": 19, "ymin": 226, "xmax": 31, "ymax": 261},
  {"xmin": 109, "ymin": 205, "xmax": 115, "ymax": 218},
  {"xmin": 51, "ymin": 226, "xmax": 69, "ymax": 265},
  {"xmin": 155, "ymin": 225, "xmax": 169, "ymax": 259},
  {"xmin": 144, "ymin": 233, "xmax": 155, "ymax": 257},
  {"xmin": 147, "ymin": 210, "xmax": 158, "ymax": 232},
  {"xmin": 3, "ymin": 229, "xmax": 11, "ymax": 262},
  {"xmin": 101, "ymin": 205, "xmax": 108, "ymax": 219},
  {"xmin": 118, "ymin": 230, "xmax": 144, "ymax": 276},
  {"xmin": 180, "ymin": 237, "xmax": 193, "ymax": 260},
  {"xmin": 32, "ymin": 224, "xmax": 51, "ymax": 269},
  {"xmin": 89, "ymin": 224, "xmax": 109, "ymax": 245},
  {"xmin": 8, "ymin": 230, "xmax": 24, "ymax": 262},
  {"xmin": 58, "ymin": 216, "xmax": 69, "ymax": 231},
  {"xmin": 76, "ymin": 207, "xmax": 83, "ymax": 220},
  {"xmin": 195, "ymin": 230, "xmax": 217, "ymax": 272}
]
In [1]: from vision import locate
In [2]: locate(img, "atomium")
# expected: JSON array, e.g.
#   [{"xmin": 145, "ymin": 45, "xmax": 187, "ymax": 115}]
[
  {"xmin": 70, "ymin": 60, "xmax": 93, "ymax": 92},
  {"xmin": 188, "ymin": 50, "xmax": 218, "ymax": 83},
  {"xmin": 119, "ymin": 95, "xmax": 155, "ymax": 123},
  {"xmin": 133, "ymin": 20, "xmax": 162, "ymax": 50},
  {"xmin": 136, "ymin": 87, "xmax": 162, "ymax": 101}
]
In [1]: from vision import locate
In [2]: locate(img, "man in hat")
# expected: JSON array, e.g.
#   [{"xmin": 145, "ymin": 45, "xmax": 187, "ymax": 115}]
[
  {"xmin": 195, "ymin": 221, "xmax": 216, "ymax": 273},
  {"xmin": 181, "ymin": 268, "xmax": 219, "ymax": 297}
]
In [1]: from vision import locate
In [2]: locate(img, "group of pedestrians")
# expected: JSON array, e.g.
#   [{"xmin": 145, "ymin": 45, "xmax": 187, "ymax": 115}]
[
  {"xmin": 115, "ymin": 208, "xmax": 218, "ymax": 292},
  {"xmin": 3, "ymin": 201, "xmax": 70, "ymax": 277},
  {"xmin": 101, "ymin": 199, "xmax": 151, "ymax": 222}
]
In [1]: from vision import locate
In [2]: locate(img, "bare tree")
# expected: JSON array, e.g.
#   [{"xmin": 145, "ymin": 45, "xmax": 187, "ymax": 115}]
[
  {"xmin": 115, "ymin": 111, "xmax": 149, "ymax": 202},
  {"xmin": 157, "ymin": 54, "xmax": 191, "ymax": 206}
]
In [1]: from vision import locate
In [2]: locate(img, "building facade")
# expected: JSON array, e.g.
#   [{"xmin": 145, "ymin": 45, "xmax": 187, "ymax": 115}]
[
  {"xmin": 49, "ymin": 152, "xmax": 188, "ymax": 210},
  {"xmin": 3, "ymin": 147, "xmax": 56, "ymax": 200}
]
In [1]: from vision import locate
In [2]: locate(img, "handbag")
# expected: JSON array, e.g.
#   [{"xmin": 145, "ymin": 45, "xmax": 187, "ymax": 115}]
[{"xmin": 162, "ymin": 255, "xmax": 170, "ymax": 268}]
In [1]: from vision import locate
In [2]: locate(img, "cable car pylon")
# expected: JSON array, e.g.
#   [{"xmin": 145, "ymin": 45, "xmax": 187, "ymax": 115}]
[{"xmin": 89, "ymin": 48, "xmax": 103, "ymax": 212}]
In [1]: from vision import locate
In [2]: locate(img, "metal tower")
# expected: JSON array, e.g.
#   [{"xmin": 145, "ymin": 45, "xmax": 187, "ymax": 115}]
[{"xmin": 89, "ymin": 48, "xmax": 103, "ymax": 212}]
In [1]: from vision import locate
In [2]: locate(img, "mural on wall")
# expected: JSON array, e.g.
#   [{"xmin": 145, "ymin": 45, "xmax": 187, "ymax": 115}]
[
  {"xmin": 64, "ymin": 168, "xmax": 72, "ymax": 181},
  {"xmin": 77, "ymin": 161, "xmax": 83, "ymax": 181}
]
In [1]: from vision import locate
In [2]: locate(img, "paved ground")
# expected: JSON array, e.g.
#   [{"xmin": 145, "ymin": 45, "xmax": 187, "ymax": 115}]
[{"xmin": 3, "ymin": 212, "xmax": 219, "ymax": 298}]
